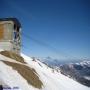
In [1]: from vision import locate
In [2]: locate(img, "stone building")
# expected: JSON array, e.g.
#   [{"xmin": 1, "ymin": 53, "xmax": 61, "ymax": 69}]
[{"xmin": 0, "ymin": 18, "xmax": 21, "ymax": 54}]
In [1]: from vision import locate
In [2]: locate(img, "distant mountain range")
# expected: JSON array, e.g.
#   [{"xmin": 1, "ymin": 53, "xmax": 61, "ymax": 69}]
[
  {"xmin": 38, "ymin": 57, "xmax": 90, "ymax": 87},
  {"xmin": 39, "ymin": 56, "xmax": 90, "ymax": 66},
  {"xmin": 60, "ymin": 61, "xmax": 90, "ymax": 87}
]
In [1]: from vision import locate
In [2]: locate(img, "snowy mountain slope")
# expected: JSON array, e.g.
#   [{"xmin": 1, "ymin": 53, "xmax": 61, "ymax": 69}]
[
  {"xmin": 0, "ymin": 51, "xmax": 90, "ymax": 90},
  {"xmin": 59, "ymin": 61, "xmax": 90, "ymax": 87},
  {"xmin": 39, "ymin": 56, "xmax": 90, "ymax": 87}
]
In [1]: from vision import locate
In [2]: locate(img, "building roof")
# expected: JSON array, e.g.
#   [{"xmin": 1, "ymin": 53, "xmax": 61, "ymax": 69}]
[{"xmin": 0, "ymin": 18, "xmax": 21, "ymax": 28}]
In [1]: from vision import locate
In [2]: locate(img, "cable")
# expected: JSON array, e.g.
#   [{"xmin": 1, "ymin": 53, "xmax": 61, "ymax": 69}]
[{"xmin": 22, "ymin": 32, "xmax": 78, "ymax": 59}]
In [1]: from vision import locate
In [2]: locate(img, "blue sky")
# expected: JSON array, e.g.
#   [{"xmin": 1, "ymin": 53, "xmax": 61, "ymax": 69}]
[{"xmin": 0, "ymin": 0, "xmax": 90, "ymax": 60}]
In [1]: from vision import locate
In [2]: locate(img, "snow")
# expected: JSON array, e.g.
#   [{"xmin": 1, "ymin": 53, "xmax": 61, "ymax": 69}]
[
  {"xmin": 0, "ymin": 53, "xmax": 90, "ymax": 90},
  {"xmin": 21, "ymin": 53, "xmax": 90, "ymax": 90},
  {"xmin": 84, "ymin": 76, "xmax": 90, "ymax": 80},
  {"xmin": 0, "ymin": 57, "xmax": 39, "ymax": 90}
]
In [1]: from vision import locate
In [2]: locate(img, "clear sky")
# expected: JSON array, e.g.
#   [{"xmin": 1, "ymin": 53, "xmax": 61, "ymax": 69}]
[{"xmin": 0, "ymin": 0, "xmax": 90, "ymax": 60}]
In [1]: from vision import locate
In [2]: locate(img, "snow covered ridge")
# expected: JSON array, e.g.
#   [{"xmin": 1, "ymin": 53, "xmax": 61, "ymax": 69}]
[
  {"xmin": 0, "ymin": 51, "xmax": 90, "ymax": 90},
  {"xmin": 0, "ymin": 51, "xmax": 43, "ymax": 90}
]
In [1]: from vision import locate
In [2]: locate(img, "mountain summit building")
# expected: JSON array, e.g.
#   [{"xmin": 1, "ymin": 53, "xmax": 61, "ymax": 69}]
[{"xmin": 0, "ymin": 18, "xmax": 21, "ymax": 54}]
